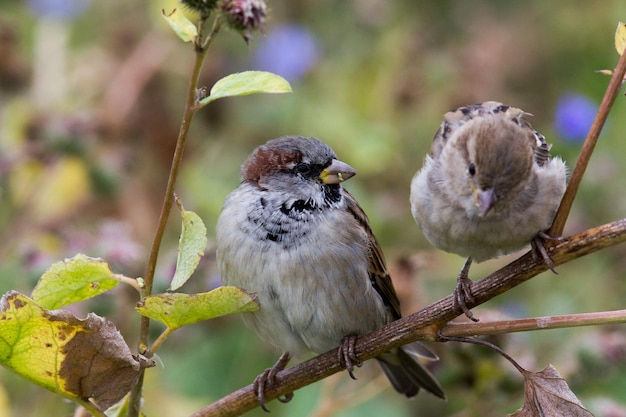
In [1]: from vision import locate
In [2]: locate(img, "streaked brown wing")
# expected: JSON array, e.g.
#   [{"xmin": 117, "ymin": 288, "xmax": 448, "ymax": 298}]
[{"xmin": 343, "ymin": 189, "xmax": 402, "ymax": 320}]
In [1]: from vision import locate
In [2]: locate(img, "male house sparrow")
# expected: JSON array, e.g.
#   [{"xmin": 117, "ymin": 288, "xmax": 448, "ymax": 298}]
[
  {"xmin": 217, "ymin": 136, "xmax": 444, "ymax": 409},
  {"xmin": 410, "ymin": 102, "xmax": 567, "ymax": 321}
]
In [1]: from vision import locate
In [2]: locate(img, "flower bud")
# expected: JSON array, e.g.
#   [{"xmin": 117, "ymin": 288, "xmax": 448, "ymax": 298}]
[
  {"xmin": 220, "ymin": 0, "xmax": 267, "ymax": 44},
  {"xmin": 181, "ymin": 0, "xmax": 218, "ymax": 17}
]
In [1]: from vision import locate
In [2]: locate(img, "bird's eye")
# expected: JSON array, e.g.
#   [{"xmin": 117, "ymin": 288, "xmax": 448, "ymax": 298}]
[
  {"xmin": 468, "ymin": 163, "xmax": 476, "ymax": 176},
  {"xmin": 295, "ymin": 163, "xmax": 310, "ymax": 174}
]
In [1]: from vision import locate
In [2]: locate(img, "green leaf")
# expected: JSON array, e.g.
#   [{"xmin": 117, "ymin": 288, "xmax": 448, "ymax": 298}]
[
  {"xmin": 170, "ymin": 199, "xmax": 208, "ymax": 291},
  {"xmin": 32, "ymin": 254, "xmax": 120, "ymax": 310},
  {"xmin": 136, "ymin": 286, "xmax": 259, "ymax": 330},
  {"xmin": 616, "ymin": 21, "xmax": 626, "ymax": 56},
  {"xmin": 198, "ymin": 71, "xmax": 292, "ymax": 107},
  {"xmin": 162, "ymin": 8, "xmax": 198, "ymax": 43},
  {"xmin": 0, "ymin": 291, "xmax": 153, "ymax": 412},
  {"xmin": 104, "ymin": 395, "xmax": 147, "ymax": 417}
]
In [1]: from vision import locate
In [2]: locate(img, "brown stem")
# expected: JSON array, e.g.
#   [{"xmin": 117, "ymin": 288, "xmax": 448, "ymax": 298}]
[
  {"xmin": 437, "ymin": 335, "xmax": 526, "ymax": 374},
  {"xmin": 190, "ymin": 217, "xmax": 626, "ymax": 417},
  {"xmin": 128, "ymin": 17, "xmax": 222, "ymax": 417},
  {"xmin": 549, "ymin": 51, "xmax": 626, "ymax": 236},
  {"xmin": 441, "ymin": 309, "xmax": 626, "ymax": 338}
]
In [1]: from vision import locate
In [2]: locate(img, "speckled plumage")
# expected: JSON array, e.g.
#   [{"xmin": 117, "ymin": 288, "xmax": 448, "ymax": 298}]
[
  {"xmin": 217, "ymin": 136, "xmax": 444, "ymax": 401},
  {"xmin": 410, "ymin": 102, "xmax": 567, "ymax": 263}
]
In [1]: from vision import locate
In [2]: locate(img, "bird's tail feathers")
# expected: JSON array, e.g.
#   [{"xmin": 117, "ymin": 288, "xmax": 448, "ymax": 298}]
[{"xmin": 376, "ymin": 342, "xmax": 445, "ymax": 400}]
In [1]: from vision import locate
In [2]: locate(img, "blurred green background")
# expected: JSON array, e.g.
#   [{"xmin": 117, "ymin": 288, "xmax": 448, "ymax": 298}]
[{"xmin": 1, "ymin": 1, "xmax": 626, "ymax": 416}]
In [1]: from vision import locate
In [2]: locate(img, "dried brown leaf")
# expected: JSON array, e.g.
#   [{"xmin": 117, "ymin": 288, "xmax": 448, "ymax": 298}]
[
  {"xmin": 508, "ymin": 364, "xmax": 594, "ymax": 417},
  {"xmin": 0, "ymin": 291, "xmax": 155, "ymax": 411}
]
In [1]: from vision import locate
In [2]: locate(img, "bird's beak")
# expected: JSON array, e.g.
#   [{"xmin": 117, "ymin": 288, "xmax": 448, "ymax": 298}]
[
  {"xmin": 320, "ymin": 159, "xmax": 356, "ymax": 184},
  {"xmin": 475, "ymin": 187, "xmax": 497, "ymax": 217}
]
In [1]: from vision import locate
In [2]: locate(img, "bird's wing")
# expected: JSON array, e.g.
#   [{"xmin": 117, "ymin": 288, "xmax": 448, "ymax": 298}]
[{"xmin": 343, "ymin": 190, "xmax": 402, "ymax": 320}]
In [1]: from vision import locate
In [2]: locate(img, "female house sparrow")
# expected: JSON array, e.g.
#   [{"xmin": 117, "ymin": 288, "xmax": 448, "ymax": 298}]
[
  {"xmin": 410, "ymin": 102, "xmax": 567, "ymax": 321},
  {"xmin": 217, "ymin": 136, "xmax": 444, "ymax": 409}
]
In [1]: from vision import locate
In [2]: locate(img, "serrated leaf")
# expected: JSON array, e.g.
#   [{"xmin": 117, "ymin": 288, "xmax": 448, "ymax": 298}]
[
  {"xmin": 508, "ymin": 364, "xmax": 593, "ymax": 417},
  {"xmin": 616, "ymin": 21, "xmax": 626, "ymax": 56},
  {"xmin": 0, "ymin": 291, "xmax": 154, "ymax": 411},
  {"xmin": 162, "ymin": 8, "xmax": 198, "ymax": 43},
  {"xmin": 198, "ymin": 71, "xmax": 292, "ymax": 107},
  {"xmin": 32, "ymin": 254, "xmax": 120, "ymax": 309},
  {"xmin": 136, "ymin": 286, "xmax": 259, "ymax": 330},
  {"xmin": 170, "ymin": 201, "xmax": 208, "ymax": 291}
]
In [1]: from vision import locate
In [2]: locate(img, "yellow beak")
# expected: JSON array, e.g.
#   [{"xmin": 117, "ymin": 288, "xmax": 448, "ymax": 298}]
[{"xmin": 320, "ymin": 159, "xmax": 356, "ymax": 184}]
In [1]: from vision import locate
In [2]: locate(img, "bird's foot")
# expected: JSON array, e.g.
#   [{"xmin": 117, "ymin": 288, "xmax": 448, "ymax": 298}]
[
  {"xmin": 454, "ymin": 258, "xmax": 479, "ymax": 322},
  {"xmin": 253, "ymin": 351, "xmax": 293, "ymax": 412},
  {"xmin": 338, "ymin": 334, "xmax": 362, "ymax": 379},
  {"xmin": 531, "ymin": 231, "xmax": 563, "ymax": 274}
]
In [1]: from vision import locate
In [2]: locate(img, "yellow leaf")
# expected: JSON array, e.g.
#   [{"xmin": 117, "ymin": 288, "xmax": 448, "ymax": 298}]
[
  {"xmin": 136, "ymin": 287, "xmax": 259, "ymax": 330},
  {"xmin": 616, "ymin": 21, "xmax": 626, "ymax": 56},
  {"xmin": 162, "ymin": 8, "xmax": 198, "ymax": 43},
  {"xmin": 0, "ymin": 292, "xmax": 152, "ymax": 411},
  {"xmin": 595, "ymin": 69, "xmax": 613, "ymax": 76},
  {"xmin": 199, "ymin": 71, "xmax": 293, "ymax": 107},
  {"xmin": 32, "ymin": 254, "xmax": 120, "ymax": 309}
]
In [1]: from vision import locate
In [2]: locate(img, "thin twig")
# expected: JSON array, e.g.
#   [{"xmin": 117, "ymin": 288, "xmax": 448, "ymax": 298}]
[
  {"xmin": 549, "ymin": 51, "xmax": 626, "ymax": 236},
  {"xmin": 438, "ymin": 334, "xmax": 526, "ymax": 374},
  {"xmin": 440, "ymin": 309, "xmax": 626, "ymax": 338},
  {"xmin": 146, "ymin": 327, "xmax": 174, "ymax": 357},
  {"xmin": 78, "ymin": 401, "xmax": 108, "ymax": 417},
  {"xmin": 190, "ymin": 217, "xmax": 626, "ymax": 417},
  {"xmin": 115, "ymin": 274, "xmax": 142, "ymax": 292}
]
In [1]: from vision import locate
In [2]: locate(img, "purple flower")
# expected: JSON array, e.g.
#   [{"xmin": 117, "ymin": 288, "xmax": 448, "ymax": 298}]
[
  {"xmin": 27, "ymin": 0, "xmax": 90, "ymax": 19},
  {"xmin": 220, "ymin": 0, "xmax": 267, "ymax": 44},
  {"xmin": 554, "ymin": 93, "xmax": 598, "ymax": 142},
  {"xmin": 253, "ymin": 25, "xmax": 319, "ymax": 83}
]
